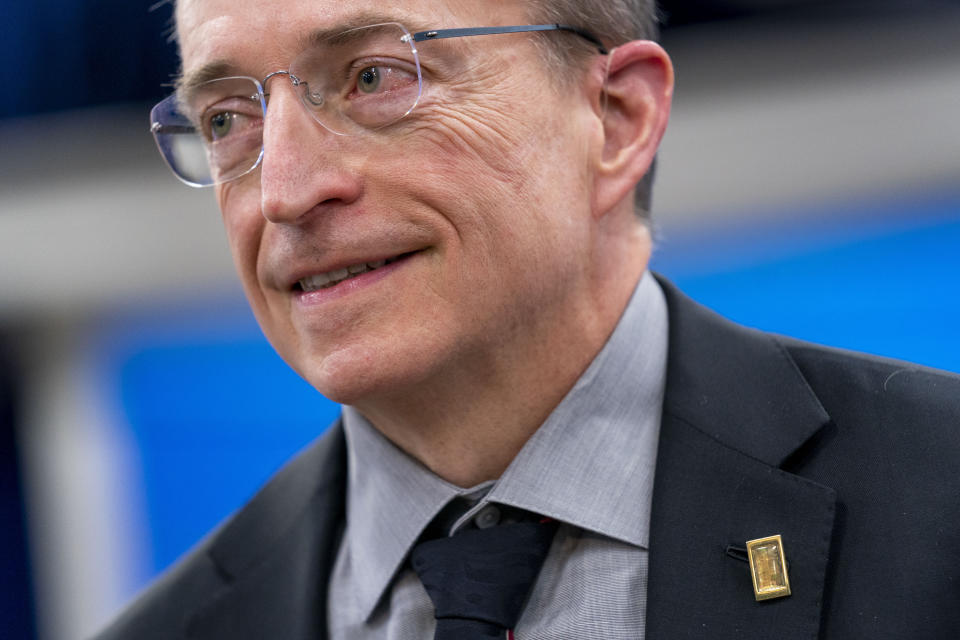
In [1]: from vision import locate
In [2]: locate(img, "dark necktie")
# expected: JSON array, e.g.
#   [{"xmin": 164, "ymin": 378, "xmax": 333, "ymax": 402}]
[{"xmin": 410, "ymin": 519, "xmax": 558, "ymax": 639}]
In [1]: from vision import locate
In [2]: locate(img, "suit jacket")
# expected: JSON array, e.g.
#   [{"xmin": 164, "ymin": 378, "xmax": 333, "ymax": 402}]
[{"xmin": 95, "ymin": 278, "xmax": 960, "ymax": 639}]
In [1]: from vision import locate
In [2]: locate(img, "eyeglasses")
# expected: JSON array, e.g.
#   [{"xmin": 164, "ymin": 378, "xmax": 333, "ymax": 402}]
[{"xmin": 149, "ymin": 23, "xmax": 608, "ymax": 188}]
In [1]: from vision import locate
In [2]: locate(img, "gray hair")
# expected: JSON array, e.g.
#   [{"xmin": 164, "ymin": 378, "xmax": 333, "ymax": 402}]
[
  {"xmin": 527, "ymin": 0, "xmax": 660, "ymax": 52},
  {"xmin": 525, "ymin": 0, "xmax": 661, "ymax": 219}
]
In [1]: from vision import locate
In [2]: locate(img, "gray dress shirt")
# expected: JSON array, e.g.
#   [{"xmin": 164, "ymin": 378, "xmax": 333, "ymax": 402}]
[{"xmin": 328, "ymin": 271, "xmax": 669, "ymax": 639}]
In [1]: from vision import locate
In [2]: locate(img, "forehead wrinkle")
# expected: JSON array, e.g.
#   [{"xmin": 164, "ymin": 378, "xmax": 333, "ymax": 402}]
[
  {"xmin": 298, "ymin": 10, "xmax": 435, "ymax": 49},
  {"xmin": 177, "ymin": 10, "xmax": 436, "ymax": 95}
]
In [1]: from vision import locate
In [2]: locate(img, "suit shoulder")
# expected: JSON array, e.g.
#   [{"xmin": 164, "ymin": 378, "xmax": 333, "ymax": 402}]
[
  {"xmin": 781, "ymin": 336, "xmax": 960, "ymax": 408},
  {"xmin": 92, "ymin": 424, "xmax": 347, "ymax": 640},
  {"xmin": 91, "ymin": 540, "xmax": 223, "ymax": 640},
  {"xmin": 779, "ymin": 336, "xmax": 960, "ymax": 454}
]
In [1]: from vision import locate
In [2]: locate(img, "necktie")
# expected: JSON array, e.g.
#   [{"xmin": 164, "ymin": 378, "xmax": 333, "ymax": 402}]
[{"xmin": 410, "ymin": 518, "xmax": 558, "ymax": 639}]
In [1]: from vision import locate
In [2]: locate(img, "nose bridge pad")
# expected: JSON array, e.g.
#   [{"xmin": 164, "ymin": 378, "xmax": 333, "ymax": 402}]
[
  {"xmin": 300, "ymin": 80, "xmax": 324, "ymax": 108},
  {"xmin": 261, "ymin": 70, "xmax": 348, "ymax": 145},
  {"xmin": 287, "ymin": 77, "xmax": 346, "ymax": 137},
  {"xmin": 298, "ymin": 85, "xmax": 346, "ymax": 137}
]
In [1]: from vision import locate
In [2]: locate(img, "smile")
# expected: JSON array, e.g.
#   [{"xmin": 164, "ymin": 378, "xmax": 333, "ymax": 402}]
[{"xmin": 296, "ymin": 254, "xmax": 410, "ymax": 292}]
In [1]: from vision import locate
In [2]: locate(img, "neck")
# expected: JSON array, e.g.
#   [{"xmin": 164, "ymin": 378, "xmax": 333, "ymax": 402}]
[{"xmin": 354, "ymin": 227, "xmax": 651, "ymax": 487}]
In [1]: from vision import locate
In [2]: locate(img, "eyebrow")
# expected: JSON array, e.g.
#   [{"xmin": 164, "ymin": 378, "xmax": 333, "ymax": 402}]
[
  {"xmin": 176, "ymin": 61, "xmax": 239, "ymax": 98},
  {"xmin": 178, "ymin": 11, "xmax": 434, "ymax": 96},
  {"xmin": 300, "ymin": 12, "xmax": 432, "ymax": 48}
]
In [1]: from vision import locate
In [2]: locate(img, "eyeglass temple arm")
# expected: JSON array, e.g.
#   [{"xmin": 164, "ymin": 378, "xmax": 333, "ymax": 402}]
[
  {"xmin": 151, "ymin": 122, "xmax": 196, "ymax": 134},
  {"xmin": 410, "ymin": 24, "xmax": 608, "ymax": 55}
]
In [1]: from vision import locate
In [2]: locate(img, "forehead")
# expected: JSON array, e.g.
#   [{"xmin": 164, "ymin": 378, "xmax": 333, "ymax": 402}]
[{"xmin": 176, "ymin": 0, "xmax": 530, "ymax": 76}]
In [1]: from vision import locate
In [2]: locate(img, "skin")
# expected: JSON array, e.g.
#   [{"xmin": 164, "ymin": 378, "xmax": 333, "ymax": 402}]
[{"xmin": 177, "ymin": 0, "xmax": 674, "ymax": 486}]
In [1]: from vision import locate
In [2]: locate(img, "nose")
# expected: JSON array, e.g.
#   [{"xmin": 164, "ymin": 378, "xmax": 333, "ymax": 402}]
[{"xmin": 258, "ymin": 79, "xmax": 362, "ymax": 224}]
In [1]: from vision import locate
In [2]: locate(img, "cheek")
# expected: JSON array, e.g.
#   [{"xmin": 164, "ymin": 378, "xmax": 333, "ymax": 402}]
[
  {"xmin": 414, "ymin": 73, "xmax": 540, "ymax": 186},
  {"xmin": 418, "ymin": 110, "xmax": 533, "ymax": 187},
  {"xmin": 413, "ymin": 62, "xmax": 589, "ymax": 207},
  {"xmin": 409, "ymin": 102, "xmax": 586, "ymax": 260},
  {"xmin": 401, "ymin": 108, "xmax": 541, "ymax": 245},
  {"xmin": 218, "ymin": 185, "xmax": 268, "ymax": 297}
]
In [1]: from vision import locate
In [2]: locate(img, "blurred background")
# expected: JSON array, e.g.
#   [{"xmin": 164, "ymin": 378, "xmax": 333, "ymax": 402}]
[{"xmin": 2, "ymin": 1, "xmax": 958, "ymax": 638}]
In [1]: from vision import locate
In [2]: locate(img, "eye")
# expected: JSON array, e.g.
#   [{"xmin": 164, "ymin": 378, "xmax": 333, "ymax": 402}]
[
  {"xmin": 347, "ymin": 63, "xmax": 418, "ymax": 99},
  {"xmin": 357, "ymin": 66, "xmax": 382, "ymax": 94},
  {"xmin": 209, "ymin": 112, "xmax": 234, "ymax": 140}
]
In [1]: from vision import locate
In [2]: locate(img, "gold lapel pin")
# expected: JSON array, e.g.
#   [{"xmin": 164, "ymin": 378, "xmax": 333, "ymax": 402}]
[{"xmin": 746, "ymin": 535, "xmax": 791, "ymax": 601}]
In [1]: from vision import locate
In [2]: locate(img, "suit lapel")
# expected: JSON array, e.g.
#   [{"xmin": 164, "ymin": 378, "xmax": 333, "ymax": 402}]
[
  {"xmin": 184, "ymin": 424, "xmax": 347, "ymax": 640},
  {"xmin": 646, "ymin": 279, "xmax": 837, "ymax": 639}
]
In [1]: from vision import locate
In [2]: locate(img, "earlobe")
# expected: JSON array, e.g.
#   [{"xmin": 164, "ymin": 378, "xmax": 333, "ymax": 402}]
[{"xmin": 592, "ymin": 41, "xmax": 674, "ymax": 218}]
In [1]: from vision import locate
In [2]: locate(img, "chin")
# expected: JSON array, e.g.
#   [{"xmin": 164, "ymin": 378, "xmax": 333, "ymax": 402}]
[
  {"xmin": 305, "ymin": 372, "xmax": 376, "ymax": 406},
  {"xmin": 294, "ymin": 343, "xmax": 426, "ymax": 407},
  {"xmin": 278, "ymin": 315, "xmax": 461, "ymax": 408}
]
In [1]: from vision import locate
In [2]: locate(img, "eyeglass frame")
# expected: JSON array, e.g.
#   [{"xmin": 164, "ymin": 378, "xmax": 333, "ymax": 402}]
[
  {"xmin": 407, "ymin": 23, "xmax": 607, "ymax": 54},
  {"xmin": 150, "ymin": 23, "xmax": 609, "ymax": 188}
]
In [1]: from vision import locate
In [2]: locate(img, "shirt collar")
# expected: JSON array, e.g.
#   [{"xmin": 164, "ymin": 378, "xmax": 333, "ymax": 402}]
[
  {"xmin": 339, "ymin": 406, "xmax": 469, "ymax": 622},
  {"xmin": 340, "ymin": 270, "xmax": 668, "ymax": 620},
  {"xmin": 480, "ymin": 270, "xmax": 667, "ymax": 547}
]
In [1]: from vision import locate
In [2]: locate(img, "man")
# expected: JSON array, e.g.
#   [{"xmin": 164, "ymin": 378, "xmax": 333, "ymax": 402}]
[{"xmin": 98, "ymin": 0, "xmax": 960, "ymax": 637}]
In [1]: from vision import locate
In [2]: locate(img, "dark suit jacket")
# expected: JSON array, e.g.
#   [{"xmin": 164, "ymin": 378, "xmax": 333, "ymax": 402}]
[{"xmin": 95, "ymin": 279, "xmax": 960, "ymax": 639}]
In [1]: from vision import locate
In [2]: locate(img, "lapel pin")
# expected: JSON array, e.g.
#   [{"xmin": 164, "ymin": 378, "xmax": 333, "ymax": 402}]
[{"xmin": 746, "ymin": 534, "xmax": 791, "ymax": 601}]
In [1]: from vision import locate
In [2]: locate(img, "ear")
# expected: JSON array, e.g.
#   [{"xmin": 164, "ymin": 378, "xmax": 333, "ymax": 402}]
[{"xmin": 591, "ymin": 41, "xmax": 674, "ymax": 218}]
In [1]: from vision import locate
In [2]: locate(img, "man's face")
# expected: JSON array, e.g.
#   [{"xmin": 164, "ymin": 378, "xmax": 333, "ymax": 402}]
[{"xmin": 177, "ymin": 0, "xmax": 603, "ymax": 405}]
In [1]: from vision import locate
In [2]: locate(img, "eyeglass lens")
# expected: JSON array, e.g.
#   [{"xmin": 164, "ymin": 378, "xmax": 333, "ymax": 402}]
[{"xmin": 150, "ymin": 22, "xmax": 422, "ymax": 187}]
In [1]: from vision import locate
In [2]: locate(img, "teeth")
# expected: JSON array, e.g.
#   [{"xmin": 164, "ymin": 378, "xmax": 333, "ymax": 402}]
[{"xmin": 298, "ymin": 258, "xmax": 393, "ymax": 292}]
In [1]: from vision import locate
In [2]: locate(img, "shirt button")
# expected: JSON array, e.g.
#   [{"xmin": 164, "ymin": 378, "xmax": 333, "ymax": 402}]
[{"xmin": 474, "ymin": 505, "xmax": 501, "ymax": 529}]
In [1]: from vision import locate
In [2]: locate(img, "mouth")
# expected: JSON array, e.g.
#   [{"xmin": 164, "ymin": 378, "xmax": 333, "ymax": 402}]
[{"xmin": 293, "ymin": 252, "xmax": 416, "ymax": 293}]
